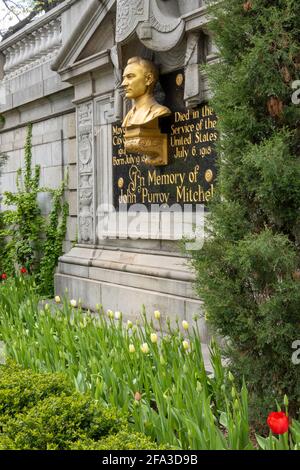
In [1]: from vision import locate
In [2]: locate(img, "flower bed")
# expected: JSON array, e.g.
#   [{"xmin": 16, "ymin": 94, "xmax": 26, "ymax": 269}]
[{"xmin": 0, "ymin": 276, "xmax": 299, "ymax": 450}]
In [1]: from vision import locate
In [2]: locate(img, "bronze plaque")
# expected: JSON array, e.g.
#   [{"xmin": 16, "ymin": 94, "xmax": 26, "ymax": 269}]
[{"xmin": 112, "ymin": 70, "xmax": 217, "ymax": 209}]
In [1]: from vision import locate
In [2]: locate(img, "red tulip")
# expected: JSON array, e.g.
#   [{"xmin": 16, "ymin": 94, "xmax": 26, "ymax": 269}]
[
  {"xmin": 20, "ymin": 267, "xmax": 27, "ymax": 274},
  {"xmin": 267, "ymin": 411, "xmax": 289, "ymax": 434},
  {"xmin": 1, "ymin": 273, "xmax": 7, "ymax": 280}
]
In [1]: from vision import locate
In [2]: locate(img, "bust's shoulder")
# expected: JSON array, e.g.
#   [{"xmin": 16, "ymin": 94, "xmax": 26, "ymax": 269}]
[
  {"xmin": 122, "ymin": 108, "xmax": 134, "ymax": 127},
  {"xmin": 151, "ymin": 103, "xmax": 171, "ymax": 119}
]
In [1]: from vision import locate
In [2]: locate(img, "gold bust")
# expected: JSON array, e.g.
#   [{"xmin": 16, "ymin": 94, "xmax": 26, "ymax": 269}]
[
  {"xmin": 121, "ymin": 57, "xmax": 171, "ymax": 166},
  {"xmin": 122, "ymin": 57, "xmax": 171, "ymax": 127}
]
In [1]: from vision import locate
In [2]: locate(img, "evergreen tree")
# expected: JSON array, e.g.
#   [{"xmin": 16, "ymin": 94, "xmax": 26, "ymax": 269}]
[{"xmin": 191, "ymin": 0, "xmax": 300, "ymax": 422}]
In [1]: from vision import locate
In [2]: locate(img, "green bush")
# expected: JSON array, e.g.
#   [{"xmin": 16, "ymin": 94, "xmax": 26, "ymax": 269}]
[
  {"xmin": 1, "ymin": 393, "xmax": 126, "ymax": 450},
  {"xmin": 0, "ymin": 361, "xmax": 72, "ymax": 418},
  {"xmin": 0, "ymin": 363, "xmax": 161, "ymax": 450},
  {"xmin": 70, "ymin": 428, "xmax": 165, "ymax": 450},
  {"xmin": 190, "ymin": 0, "xmax": 300, "ymax": 422}
]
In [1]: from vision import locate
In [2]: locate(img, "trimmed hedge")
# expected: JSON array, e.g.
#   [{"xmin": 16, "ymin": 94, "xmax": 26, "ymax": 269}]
[
  {"xmin": 0, "ymin": 363, "xmax": 161, "ymax": 450},
  {"xmin": 70, "ymin": 429, "xmax": 163, "ymax": 450},
  {"xmin": 0, "ymin": 361, "xmax": 72, "ymax": 417}
]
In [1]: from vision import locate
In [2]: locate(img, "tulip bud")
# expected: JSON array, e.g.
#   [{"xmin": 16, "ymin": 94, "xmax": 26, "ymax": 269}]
[
  {"xmin": 107, "ymin": 309, "xmax": 114, "ymax": 319},
  {"xmin": 129, "ymin": 344, "xmax": 135, "ymax": 353},
  {"xmin": 140, "ymin": 343, "xmax": 149, "ymax": 354},
  {"xmin": 44, "ymin": 303, "xmax": 50, "ymax": 310},
  {"xmin": 159, "ymin": 355, "xmax": 166, "ymax": 365},
  {"xmin": 267, "ymin": 411, "xmax": 289, "ymax": 435},
  {"xmin": 283, "ymin": 394, "xmax": 289, "ymax": 407},
  {"xmin": 134, "ymin": 391, "xmax": 142, "ymax": 401},
  {"xmin": 234, "ymin": 399, "xmax": 240, "ymax": 411},
  {"xmin": 55, "ymin": 296, "xmax": 61, "ymax": 303},
  {"xmin": 228, "ymin": 371, "xmax": 235, "ymax": 382},
  {"xmin": 154, "ymin": 310, "xmax": 161, "ymax": 320},
  {"xmin": 95, "ymin": 303, "xmax": 101, "ymax": 311},
  {"xmin": 182, "ymin": 340, "xmax": 190, "ymax": 350},
  {"xmin": 114, "ymin": 311, "xmax": 121, "ymax": 320},
  {"xmin": 127, "ymin": 320, "xmax": 133, "ymax": 329},
  {"xmin": 150, "ymin": 333, "xmax": 158, "ymax": 344},
  {"xmin": 182, "ymin": 320, "xmax": 189, "ymax": 330},
  {"xmin": 70, "ymin": 299, "xmax": 77, "ymax": 308}
]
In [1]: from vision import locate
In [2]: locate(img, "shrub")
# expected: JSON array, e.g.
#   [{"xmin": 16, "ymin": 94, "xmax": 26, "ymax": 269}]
[
  {"xmin": 70, "ymin": 428, "xmax": 165, "ymax": 450},
  {"xmin": 0, "ymin": 363, "xmax": 132, "ymax": 450},
  {"xmin": 190, "ymin": 0, "xmax": 300, "ymax": 422},
  {"xmin": 1, "ymin": 393, "xmax": 126, "ymax": 450},
  {"xmin": 0, "ymin": 361, "xmax": 72, "ymax": 418}
]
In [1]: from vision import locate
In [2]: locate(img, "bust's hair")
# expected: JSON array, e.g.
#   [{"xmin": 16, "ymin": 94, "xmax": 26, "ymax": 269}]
[{"xmin": 126, "ymin": 57, "xmax": 159, "ymax": 92}]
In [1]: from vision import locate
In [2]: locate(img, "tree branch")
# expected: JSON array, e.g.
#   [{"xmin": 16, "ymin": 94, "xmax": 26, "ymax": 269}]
[
  {"xmin": 2, "ymin": 0, "xmax": 22, "ymax": 21},
  {"xmin": 2, "ymin": 10, "xmax": 39, "ymax": 40}
]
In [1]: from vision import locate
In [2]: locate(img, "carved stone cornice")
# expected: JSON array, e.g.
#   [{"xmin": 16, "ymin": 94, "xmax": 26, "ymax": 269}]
[
  {"xmin": 58, "ymin": 49, "xmax": 111, "ymax": 83},
  {"xmin": 1, "ymin": 18, "xmax": 62, "ymax": 82}
]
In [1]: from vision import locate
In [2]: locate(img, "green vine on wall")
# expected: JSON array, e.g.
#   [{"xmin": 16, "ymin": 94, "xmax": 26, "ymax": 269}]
[
  {"xmin": 3, "ymin": 124, "xmax": 43, "ymax": 273},
  {"xmin": 1, "ymin": 123, "xmax": 69, "ymax": 296},
  {"xmin": 37, "ymin": 180, "xmax": 69, "ymax": 297}
]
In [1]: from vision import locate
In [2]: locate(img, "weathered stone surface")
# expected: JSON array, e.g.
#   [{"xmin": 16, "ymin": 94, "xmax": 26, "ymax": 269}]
[
  {"xmin": 63, "ymin": 114, "xmax": 76, "ymax": 139},
  {"xmin": 0, "ymin": 0, "xmax": 214, "ymax": 337},
  {"xmin": 63, "ymin": 138, "xmax": 77, "ymax": 164},
  {"xmin": 66, "ymin": 216, "xmax": 77, "ymax": 241},
  {"xmin": 66, "ymin": 190, "xmax": 78, "ymax": 216},
  {"xmin": 68, "ymin": 165, "xmax": 77, "ymax": 190}
]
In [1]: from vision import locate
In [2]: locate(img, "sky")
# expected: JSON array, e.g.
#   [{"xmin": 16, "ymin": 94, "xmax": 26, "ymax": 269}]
[{"xmin": 0, "ymin": 0, "xmax": 31, "ymax": 37}]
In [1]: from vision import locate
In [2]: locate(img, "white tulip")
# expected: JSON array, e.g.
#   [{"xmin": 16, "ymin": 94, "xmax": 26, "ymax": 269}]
[
  {"xmin": 150, "ymin": 333, "xmax": 158, "ymax": 344},
  {"xmin": 140, "ymin": 343, "xmax": 150, "ymax": 354},
  {"xmin": 107, "ymin": 309, "xmax": 114, "ymax": 319},
  {"xmin": 154, "ymin": 310, "xmax": 161, "ymax": 320}
]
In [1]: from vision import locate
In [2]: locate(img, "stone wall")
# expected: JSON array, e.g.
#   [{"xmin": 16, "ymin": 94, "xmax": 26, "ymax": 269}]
[
  {"xmin": 0, "ymin": 0, "xmax": 85, "ymax": 254},
  {"xmin": 0, "ymin": 107, "xmax": 77, "ymax": 252}
]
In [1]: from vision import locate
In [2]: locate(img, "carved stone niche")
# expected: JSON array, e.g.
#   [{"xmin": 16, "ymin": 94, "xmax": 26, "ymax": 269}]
[
  {"xmin": 115, "ymin": 1, "xmax": 208, "ymax": 112},
  {"xmin": 178, "ymin": 0, "xmax": 203, "ymax": 16},
  {"xmin": 116, "ymin": 0, "xmax": 184, "ymax": 51}
]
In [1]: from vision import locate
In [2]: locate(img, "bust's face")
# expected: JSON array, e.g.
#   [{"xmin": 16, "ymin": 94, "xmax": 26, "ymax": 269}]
[{"xmin": 122, "ymin": 63, "xmax": 150, "ymax": 100}]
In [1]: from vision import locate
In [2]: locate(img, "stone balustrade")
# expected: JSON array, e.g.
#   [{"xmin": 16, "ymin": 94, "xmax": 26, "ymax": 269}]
[{"xmin": 2, "ymin": 18, "xmax": 62, "ymax": 82}]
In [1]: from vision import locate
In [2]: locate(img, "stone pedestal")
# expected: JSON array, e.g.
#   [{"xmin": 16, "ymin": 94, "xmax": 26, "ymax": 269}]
[
  {"xmin": 48, "ymin": 0, "xmax": 218, "ymax": 349},
  {"xmin": 54, "ymin": 245, "xmax": 209, "ymax": 342}
]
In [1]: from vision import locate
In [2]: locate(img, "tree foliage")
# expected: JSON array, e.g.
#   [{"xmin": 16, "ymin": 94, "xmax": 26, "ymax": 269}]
[
  {"xmin": 0, "ymin": 0, "xmax": 63, "ymax": 39},
  {"xmin": 190, "ymin": 0, "xmax": 300, "ymax": 423}
]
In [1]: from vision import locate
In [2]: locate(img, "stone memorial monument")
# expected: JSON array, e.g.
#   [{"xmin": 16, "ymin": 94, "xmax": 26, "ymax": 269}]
[{"xmin": 0, "ymin": 0, "xmax": 219, "ymax": 344}]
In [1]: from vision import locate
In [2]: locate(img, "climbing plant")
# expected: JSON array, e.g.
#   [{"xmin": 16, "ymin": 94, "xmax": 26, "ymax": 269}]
[
  {"xmin": 1, "ymin": 123, "xmax": 68, "ymax": 295},
  {"xmin": 2, "ymin": 123, "xmax": 43, "ymax": 274}
]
